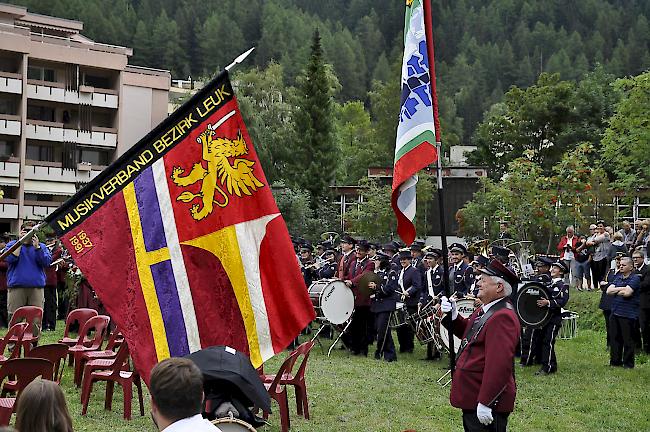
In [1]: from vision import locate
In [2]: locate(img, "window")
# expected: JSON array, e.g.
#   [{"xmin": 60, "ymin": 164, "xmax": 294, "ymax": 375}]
[
  {"xmin": 0, "ymin": 97, "xmax": 15, "ymax": 115},
  {"xmin": 26, "ymin": 143, "xmax": 54, "ymax": 162},
  {"xmin": 77, "ymin": 148, "xmax": 109, "ymax": 166},
  {"xmin": 27, "ymin": 105, "xmax": 56, "ymax": 122},
  {"xmin": 0, "ymin": 140, "xmax": 14, "ymax": 157},
  {"xmin": 83, "ymin": 74, "xmax": 110, "ymax": 89},
  {"xmin": 24, "ymin": 193, "xmax": 53, "ymax": 202},
  {"xmin": 27, "ymin": 66, "xmax": 56, "ymax": 82}
]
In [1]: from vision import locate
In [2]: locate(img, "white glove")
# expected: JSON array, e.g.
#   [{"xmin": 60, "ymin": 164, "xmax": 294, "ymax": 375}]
[
  {"xmin": 440, "ymin": 296, "xmax": 458, "ymax": 321},
  {"xmin": 476, "ymin": 402, "xmax": 493, "ymax": 425}
]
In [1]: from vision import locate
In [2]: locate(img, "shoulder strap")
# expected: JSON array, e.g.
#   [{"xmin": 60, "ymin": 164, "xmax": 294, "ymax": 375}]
[{"xmin": 455, "ymin": 298, "xmax": 512, "ymax": 361}]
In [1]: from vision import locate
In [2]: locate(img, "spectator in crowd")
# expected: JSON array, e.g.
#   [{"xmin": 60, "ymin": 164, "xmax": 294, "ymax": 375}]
[
  {"xmin": 4, "ymin": 223, "xmax": 52, "ymax": 324},
  {"xmin": 599, "ymin": 255, "xmax": 621, "ymax": 348},
  {"xmin": 574, "ymin": 234, "xmax": 592, "ymax": 291},
  {"xmin": 633, "ymin": 220, "xmax": 649, "ymax": 251},
  {"xmin": 557, "ymin": 225, "xmax": 578, "ymax": 286},
  {"xmin": 606, "ymin": 256, "xmax": 641, "ymax": 368},
  {"xmin": 633, "ymin": 250, "xmax": 650, "ymax": 354},
  {"xmin": 150, "ymin": 357, "xmax": 223, "ymax": 431},
  {"xmin": 587, "ymin": 220, "xmax": 611, "ymax": 287},
  {"xmin": 619, "ymin": 221, "xmax": 636, "ymax": 250},
  {"xmin": 608, "ymin": 232, "xmax": 628, "ymax": 269},
  {"xmin": 15, "ymin": 378, "xmax": 73, "ymax": 432}
]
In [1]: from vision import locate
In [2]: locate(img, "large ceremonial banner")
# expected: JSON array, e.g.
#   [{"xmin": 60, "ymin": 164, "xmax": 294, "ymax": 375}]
[
  {"xmin": 45, "ymin": 71, "xmax": 315, "ymax": 381},
  {"xmin": 392, "ymin": 0, "xmax": 439, "ymax": 245}
]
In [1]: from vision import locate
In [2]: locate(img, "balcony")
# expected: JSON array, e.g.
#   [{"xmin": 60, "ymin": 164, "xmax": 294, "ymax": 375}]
[
  {"xmin": 0, "ymin": 72, "xmax": 22, "ymax": 95},
  {"xmin": 23, "ymin": 201, "xmax": 59, "ymax": 219},
  {"xmin": 27, "ymin": 80, "xmax": 118, "ymax": 109},
  {"xmin": 24, "ymin": 160, "xmax": 103, "ymax": 184},
  {"xmin": 0, "ymin": 114, "xmax": 21, "ymax": 136},
  {"xmin": 0, "ymin": 199, "xmax": 18, "ymax": 219},
  {"xmin": 25, "ymin": 120, "xmax": 117, "ymax": 148}
]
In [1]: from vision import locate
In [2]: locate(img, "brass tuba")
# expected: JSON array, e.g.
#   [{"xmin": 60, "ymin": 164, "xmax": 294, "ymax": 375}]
[{"xmin": 467, "ymin": 239, "xmax": 490, "ymax": 257}]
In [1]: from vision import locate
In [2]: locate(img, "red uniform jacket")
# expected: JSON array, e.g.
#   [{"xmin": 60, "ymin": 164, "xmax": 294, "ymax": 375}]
[
  {"xmin": 450, "ymin": 300, "xmax": 520, "ymax": 413},
  {"xmin": 336, "ymin": 252, "xmax": 356, "ymax": 281},
  {"xmin": 349, "ymin": 258, "xmax": 375, "ymax": 307}
]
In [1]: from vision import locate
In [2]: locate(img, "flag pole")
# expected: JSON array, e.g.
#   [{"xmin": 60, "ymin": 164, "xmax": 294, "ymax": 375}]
[
  {"xmin": 0, "ymin": 222, "xmax": 45, "ymax": 261},
  {"xmin": 225, "ymin": 47, "xmax": 255, "ymax": 71},
  {"xmin": 422, "ymin": 0, "xmax": 455, "ymax": 373}
]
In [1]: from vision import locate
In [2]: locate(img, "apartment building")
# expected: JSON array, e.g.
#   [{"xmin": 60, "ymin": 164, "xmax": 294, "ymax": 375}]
[{"xmin": 0, "ymin": 3, "xmax": 170, "ymax": 232}]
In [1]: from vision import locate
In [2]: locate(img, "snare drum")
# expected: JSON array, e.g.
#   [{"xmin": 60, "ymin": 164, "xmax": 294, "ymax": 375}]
[
  {"xmin": 212, "ymin": 417, "xmax": 257, "ymax": 431},
  {"xmin": 308, "ymin": 279, "xmax": 354, "ymax": 325},
  {"xmin": 559, "ymin": 310, "xmax": 579, "ymax": 339},
  {"xmin": 389, "ymin": 302, "xmax": 409, "ymax": 328},
  {"xmin": 438, "ymin": 297, "xmax": 478, "ymax": 353}
]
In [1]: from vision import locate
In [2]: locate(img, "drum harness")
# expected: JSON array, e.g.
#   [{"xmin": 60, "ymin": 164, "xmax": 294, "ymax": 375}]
[{"xmin": 452, "ymin": 297, "xmax": 515, "ymax": 406}]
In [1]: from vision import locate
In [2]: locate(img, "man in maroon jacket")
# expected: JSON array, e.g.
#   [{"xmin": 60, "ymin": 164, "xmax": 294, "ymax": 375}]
[
  {"xmin": 441, "ymin": 259, "xmax": 521, "ymax": 431},
  {"xmin": 345, "ymin": 240, "xmax": 375, "ymax": 356}
]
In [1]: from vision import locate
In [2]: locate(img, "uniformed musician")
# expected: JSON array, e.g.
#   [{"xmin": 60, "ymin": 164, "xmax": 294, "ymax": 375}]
[
  {"xmin": 299, "ymin": 243, "xmax": 317, "ymax": 287},
  {"xmin": 347, "ymin": 240, "xmax": 375, "ymax": 356},
  {"xmin": 336, "ymin": 235, "xmax": 357, "ymax": 281},
  {"xmin": 370, "ymin": 252, "xmax": 398, "ymax": 362},
  {"xmin": 520, "ymin": 256, "xmax": 553, "ymax": 367},
  {"xmin": 396, "ymin": 249, "xmax": 422, "ymax": 353},
  {"xmin": 441, "ymin": 259, "xmax": 521, "ymax": 431},
  {"xmin": 449, "ymin": 243, "xmax": 472, "ymax": 297},
  {"xmin": 420, "ymin": 248, "xmax": 444, "ymax": 360},
  {"xmin": 317, "ymin": 248, "xmax": 338, "ymax": 279},
  {"xmin": 535, "ymin": 260, "xmax": 569, "ymax": 375}
]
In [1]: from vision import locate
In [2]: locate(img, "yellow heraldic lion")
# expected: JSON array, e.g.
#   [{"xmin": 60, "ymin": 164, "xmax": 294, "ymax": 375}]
[{"xmin": 170, "ymin": 123, "xmax": 264, "ymax": 220}]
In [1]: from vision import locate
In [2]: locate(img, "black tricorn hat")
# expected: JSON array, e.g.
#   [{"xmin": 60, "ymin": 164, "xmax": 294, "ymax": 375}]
[
  {"xmin": 551, "ymin": 260, "xmax": 569, "ymax": 274},
  {"xmin": 340, "ymin": 235, "xmax": 356, "ymax": 245},
  {"xmin": 356, "ymin": 240, "xmax": 370, "ymax": 252},
  {"xmin": 478, "ymin": 259, "xmax": 520, "ymax": 288}
]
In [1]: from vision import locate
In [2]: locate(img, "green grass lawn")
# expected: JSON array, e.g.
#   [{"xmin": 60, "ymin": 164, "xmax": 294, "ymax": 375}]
[{"xmin": 33, "ymin": 290, "xmax": 650, "ymax": 431}]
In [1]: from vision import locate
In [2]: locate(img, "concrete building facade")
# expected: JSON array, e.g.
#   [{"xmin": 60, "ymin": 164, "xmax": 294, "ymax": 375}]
[{"xmin": 0, "ymin": 3, "xmax": 170, "ymax": 232}]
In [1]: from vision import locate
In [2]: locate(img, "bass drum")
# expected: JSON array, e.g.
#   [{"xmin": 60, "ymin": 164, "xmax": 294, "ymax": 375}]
[
  {"xmin": 439, "ymin": 297, "xmax": 479, "ymax": 353},
  {"xmin": 308, "ymin": 279, "xmax": 354, "ymax": 325},
  {"xmin": 514, "ymin": 281, "xmax": 551, "ymax": 328},
  {"xmin": 212, "ymin": 417, "xmax": 257, "ymax": 431}
]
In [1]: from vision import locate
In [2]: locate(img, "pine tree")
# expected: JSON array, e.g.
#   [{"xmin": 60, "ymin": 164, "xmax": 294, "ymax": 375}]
[{"xmin": 292, "ymin": 29, "xmax": 337, "ymax": 206}]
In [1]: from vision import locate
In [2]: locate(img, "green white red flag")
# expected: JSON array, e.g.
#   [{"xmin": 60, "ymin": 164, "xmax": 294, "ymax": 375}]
[{"xmin": 391, "ymin": 0, "xmax": 439, "ymax": 245}]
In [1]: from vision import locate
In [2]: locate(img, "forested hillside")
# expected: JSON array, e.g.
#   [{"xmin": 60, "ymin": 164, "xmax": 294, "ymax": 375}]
[{"xmin": 9, "ymin": 0, "xmax": 650, "ymax": 146}]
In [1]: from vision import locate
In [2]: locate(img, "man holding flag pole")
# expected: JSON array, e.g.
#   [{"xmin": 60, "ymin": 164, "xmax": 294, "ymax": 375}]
[{"xmin": 395, "ymin": 1, "xmax": 521, "ymax": 431}]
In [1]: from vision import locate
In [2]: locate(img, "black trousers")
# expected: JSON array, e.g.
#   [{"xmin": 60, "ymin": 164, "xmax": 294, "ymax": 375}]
[
  {"xmin": 539, "ymin": 318, "xmax": 561, "ymax": 373},
  {"xmin": 602, "ymin": 310, "xmax": 611, "ymax": 347},
  {"xmin": 56, "ymin": 281, "xmax": 69, "ymax": 320},
  {"xmin": 519, "ymin": 326, "xmax": 541, "ymax": 365},
  {"xmin": 610, "ymin": 314, "xmax": 636, "ymax": 368},
  {"xmin": 349, "ymin": 306, "xmax": 371, "ymax": 355},
  {"xmin": 591, "ymin": 259, "xmax": 608, "ymax": 286},
  {"xmin": 462, "ymin": 410, "xmax": 509, "ymax": 432},
  {"xmin": 0, "ymin": 290, "xmax": 7, "ymax": 328},
  {"xmin": 374, "ymin": 311, "xmax": 396, "ymax": 361},
  {"xmin": 639, "ymin": 307, "xmax": 650, "ymax": 354},
  {"xmin": 396, "ymin": 305, "xmax": 417, "ymax": 353},
  {"xmin": 43, "ymin": 285, "xmax": 57, "ymax": 330}
]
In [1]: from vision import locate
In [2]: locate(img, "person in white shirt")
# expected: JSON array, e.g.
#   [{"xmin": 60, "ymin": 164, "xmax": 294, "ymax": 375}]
[{"xmin": 150, "ymin": 357, "xmax": 223, "ymax": 432}]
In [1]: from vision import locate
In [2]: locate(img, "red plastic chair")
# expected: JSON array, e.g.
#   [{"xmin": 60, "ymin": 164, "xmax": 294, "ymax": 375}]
[
  {"xmin": 77, "ymin": 329, "xmax": 123, "ymax": 386},
  {"xmin": 7, "ymin": 306, "xmax": 42, "ymax": 354},
  {"xmin": 261, "ymin": 340, "xmax": 315, "ymax": 419},
  {"xmin": 26, "ymin": 343, "xmax": 69, "ymax": 384},
  {"xmin": 0, "ymin": 358, "xmax": 53, "ymax": 426},
  {"xmin": 0, "ymin": 324, "xmax": 28, "ymax": 364},
  {"xmin": 58, "ymin": 308, "xmax": 98, "ymax": 347},
  {"xmin": 80, "ymin": 342, "xmax": 144, "ymax": 420},
  {"xmin": 262, "ymin": 351, "xmax": 298, "ymax": 432},
  {"xmin": 68, "ymin": 315, "xmax": 110, "ymax": 386}
]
